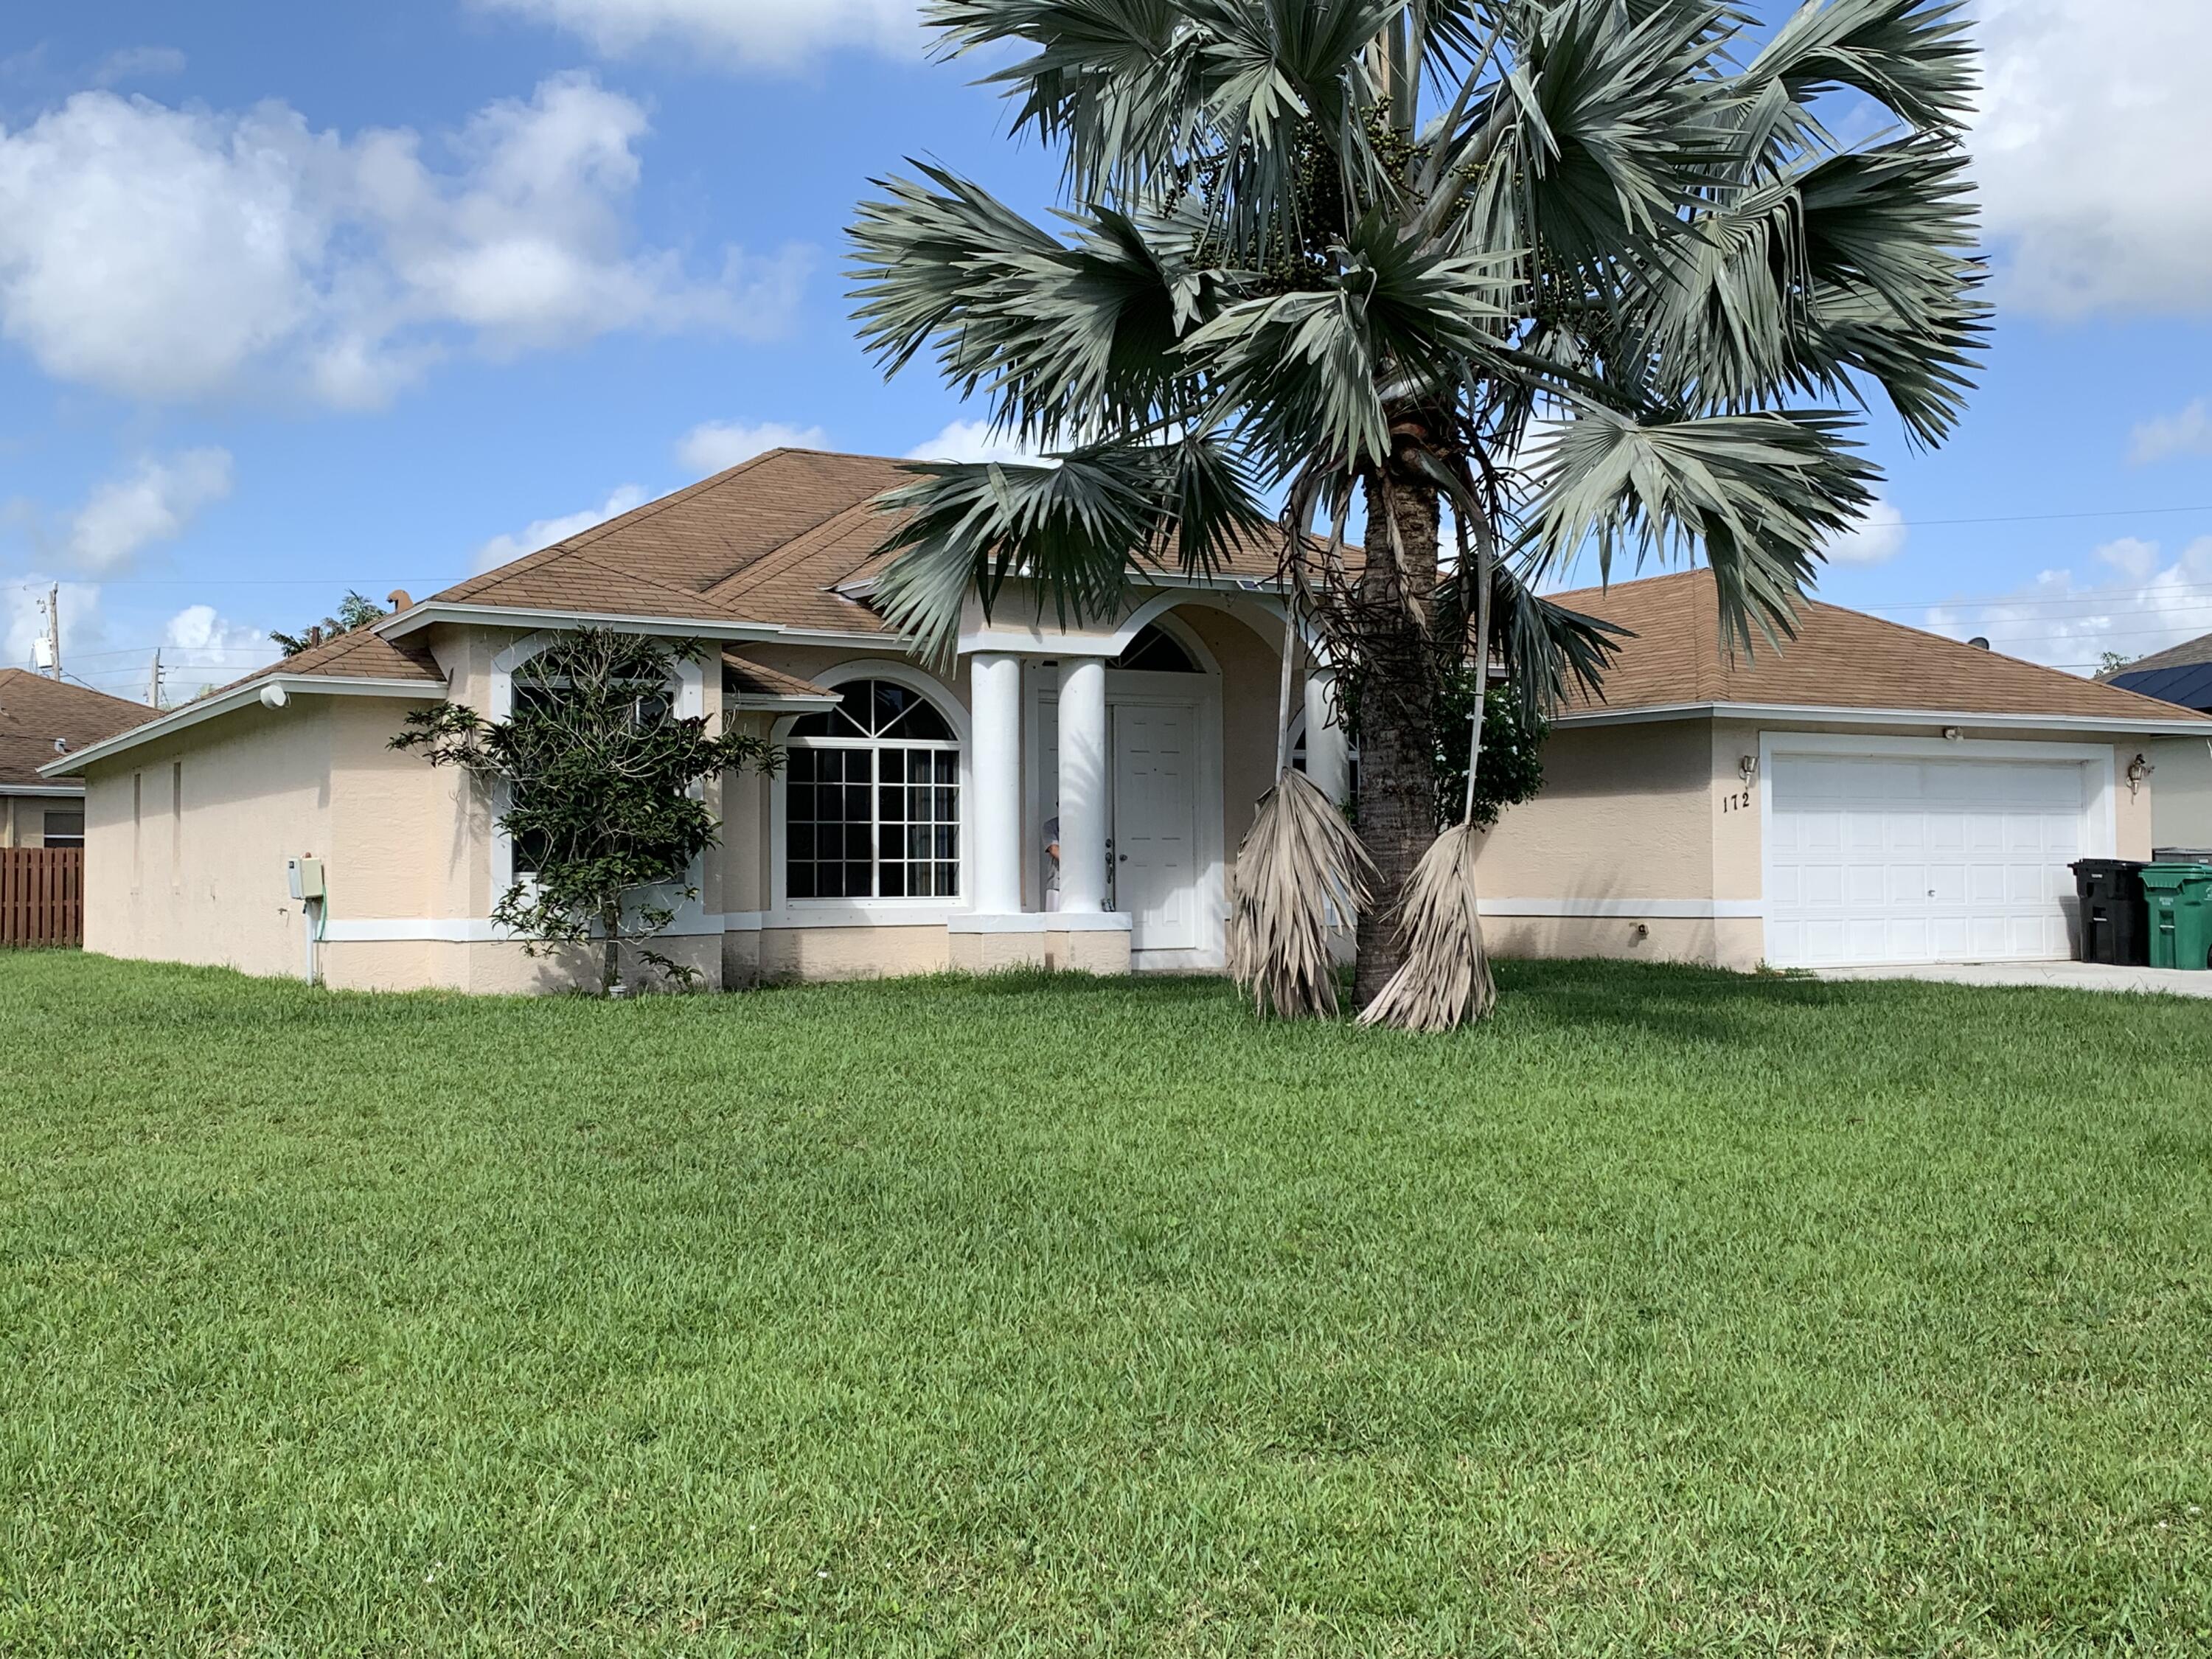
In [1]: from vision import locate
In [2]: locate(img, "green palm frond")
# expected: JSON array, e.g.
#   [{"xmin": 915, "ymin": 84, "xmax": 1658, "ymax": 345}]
[
  {"xmin": 872, "ymin": 437, "xmax": 1269, "ymax": 660},
  {"xmin": 1526, "ymin": 403, "xmax": 1877, "ymax": 653}
]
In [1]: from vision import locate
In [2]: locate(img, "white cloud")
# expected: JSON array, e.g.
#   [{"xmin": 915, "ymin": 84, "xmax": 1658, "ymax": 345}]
[
  {"xmin": 1823, "ymin": 496, "xmax": 1907, "ymax": 567},
  {"xmin": 2129, "ymin": 399, "xmax": 2212, "ymax": 467},
  {"xmin": 90, "ymin": 46, "xmax": 187, "ymax": 86},
  {"xmin": 475, "ymin": 0, "xmax": 921, "ymax": 69},
  {"xmin": 2, "ymin": 577, "xmax": 102, "ymax": 672},
  {"xmin": 677, "ymin": 418, "xmax": 827, "ymax": 475},
  {"xmin": 1921, "ymin": 535, "xmax": 2212, "ymax": 672},
  {"xmin": 66, "ymin": 448, "xmax": 234, "ymax": 571},
  {"xmin": 159, "ymin": 603, "xmax": 272, "ymax": 702},
  {"xmin": 473, "ymin": 483, "xmax": 647, "ymax": 572},
  {"xmin": 906, "ymin": 419, "xmax": 1037, "ymax": 465},
  {"xmin": 0, "ymin": 74, "xmax": 810, "ymax": 407},
  {"xmin": 1973, "ymin": 0, "xmax": 2212, "ymax": 316}
]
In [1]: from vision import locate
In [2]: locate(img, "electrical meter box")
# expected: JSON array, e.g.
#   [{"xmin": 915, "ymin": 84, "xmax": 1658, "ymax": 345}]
[{"xmin": 287, "ymin": 858, "xmax": 326, "ymax": 902}]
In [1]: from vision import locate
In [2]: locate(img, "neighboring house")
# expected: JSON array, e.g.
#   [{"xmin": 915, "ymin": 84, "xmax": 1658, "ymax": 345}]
[
  {"xmin": 2101, "ymin": 635, "xmax": 2212, "ymax": 851},
  {"xmin": 0, "ymin": 669, "xmax": 150, "ymax": 849},
  {"xmin": 1480, "ymin": 571, "xmax": 2209, "ymax": 970},
  {"xmin": 42, "ymin": 448, "xmax": 2212, "ymax": 992}
]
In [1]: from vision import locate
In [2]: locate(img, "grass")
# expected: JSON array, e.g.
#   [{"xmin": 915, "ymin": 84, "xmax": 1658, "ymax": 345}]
[{"xmin": 1, "ymin": 953, "xmax": 2209, "ymax": 1656}]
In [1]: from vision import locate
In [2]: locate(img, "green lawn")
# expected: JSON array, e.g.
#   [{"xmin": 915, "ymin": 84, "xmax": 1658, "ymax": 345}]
[{"xmin": 1, "ymin": 954, "xmax": 2208, "ymax": 1655}]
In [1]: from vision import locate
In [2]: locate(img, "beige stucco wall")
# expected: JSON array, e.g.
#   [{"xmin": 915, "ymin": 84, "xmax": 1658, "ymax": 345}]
[
  {"xmin": 83, "ymin": 699, "xmax": 342, "ymax": 979},
  {"xmin": 2149, "ymin": 737, "xmax": 2212, "ymax": 853},
  {"xmin": 1479, "ymin": 720, "xmax": 1717, "ymax": 903},
  {"xmin": 762, "ymin": 925, "xmax": 950, "ymax": 981}
]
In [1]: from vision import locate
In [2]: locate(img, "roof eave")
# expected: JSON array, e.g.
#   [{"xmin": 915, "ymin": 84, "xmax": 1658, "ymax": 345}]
[
  {"xmin": 36, "ymin": 672, "xmax": 448, "ymax": 777},
  {"xmin": 378, "ymin": 600, "xmax": 903, "ymax": 651},
  {"xmin": 726, "ymin": 692, "xmax": 841, "ymax": 713},
  {"xmin": 1551, "ymin": 700, "xmax": 2212, "ymax": 737}
]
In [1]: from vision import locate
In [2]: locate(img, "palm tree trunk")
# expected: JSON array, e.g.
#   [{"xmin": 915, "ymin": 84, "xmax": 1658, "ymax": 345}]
[{"xmin": 1352, "ymin": 439, "xmax": 1442, "ymax": 1006}]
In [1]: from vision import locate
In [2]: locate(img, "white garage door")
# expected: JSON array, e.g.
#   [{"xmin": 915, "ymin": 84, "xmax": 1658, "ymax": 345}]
[{"xmin": 1766, "ymin": 753, "xmax": 2093, "ymax": 969}]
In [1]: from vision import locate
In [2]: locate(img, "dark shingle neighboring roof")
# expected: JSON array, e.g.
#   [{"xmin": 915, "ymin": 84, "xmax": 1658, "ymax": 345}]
[
  {"xmin": 2110, "ymin": 661, "xmax": 2212, "ymax": 712},
  {"xmin": 0, "ymin": 669, "xmax": 152, "ymax": 786},
  {"xmin": 2101, "ymin": 630, "xmax": 2212, "ymax": 684},
  {"xmin": 1554, "ymin": 568, "xmax": 2212, "ymax": 726}
]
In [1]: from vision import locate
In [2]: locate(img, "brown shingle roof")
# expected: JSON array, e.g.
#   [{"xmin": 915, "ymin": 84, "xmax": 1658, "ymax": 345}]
[
  {"xmin": 424, "ymin": 447, "xmax": 1298, "ymax": 635},
  {"xmin": 1555, "ymin": 568, "xmax": 2212, "ymax": 725},
  {"xmin": 204, "ymin": 625, "xmax": 447, "ymax": 701},
  {"xmin": 0, "ymin": 670, "xmax": 152, "ymax": 786},
  {"xmin": 720, "ymin": 651, "xmax": 835, "ymax": 702}
]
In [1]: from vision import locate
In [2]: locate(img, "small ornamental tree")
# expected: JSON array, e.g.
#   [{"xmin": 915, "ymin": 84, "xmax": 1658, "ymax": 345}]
[{"xmin": 392, "ymin": 630, "xmax": 776, "ymax": 994}]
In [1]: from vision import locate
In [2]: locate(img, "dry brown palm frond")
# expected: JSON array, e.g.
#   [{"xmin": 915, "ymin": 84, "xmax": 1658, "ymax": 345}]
[
  {"xmin": 1355, "ymin": 821, "xmax": 1496, "ymax": 1033},
  {"xmin": 1227, "ymin": 768, "xmax": 1377, "ymax": 1020}
]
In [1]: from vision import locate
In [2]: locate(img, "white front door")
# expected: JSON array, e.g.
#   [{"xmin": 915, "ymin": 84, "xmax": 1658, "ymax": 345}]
[
  {"xmin": 1765, "ymin": 752, "xmax": 2093, "ymax": 968},
  {"xmin": 1112, "ymin": 701, "xmax": 1199, "ymax": 952}
]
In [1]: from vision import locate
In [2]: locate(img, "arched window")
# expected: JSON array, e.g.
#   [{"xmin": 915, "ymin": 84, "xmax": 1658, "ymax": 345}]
[
  {"xmin": 785, "ymin": 678, "xmax": 960, "ymax": 900},
  {"xmin": 1113, "ymin": 622, "xmax": 1201, "ymax": 672}
]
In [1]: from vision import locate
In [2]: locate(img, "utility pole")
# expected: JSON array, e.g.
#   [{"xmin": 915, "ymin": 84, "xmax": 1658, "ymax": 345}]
[
  {"xmin": 147, "ymin": 648, "xmax": 164, "ymax": 709},
  {"xmin": 32, "ymin": 585, "xmax": 60, "ymax": 678}
]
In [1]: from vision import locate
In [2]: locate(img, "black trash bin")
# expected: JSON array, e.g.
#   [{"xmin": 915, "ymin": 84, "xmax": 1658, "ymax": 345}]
[{"xmin": 2070, "ymin": 859, "xmax": 2149, "ymax": 966}]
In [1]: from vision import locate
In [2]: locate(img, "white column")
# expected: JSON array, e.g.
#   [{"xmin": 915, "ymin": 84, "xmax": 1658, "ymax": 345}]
[
  {"xmin": 969, "ymin": 652, "xmax": 1024, "ymax": 916},
  {"xmin": 1303, "ymin": 665, "xmax": 1352, "ymax": 806},
  {"xmin": 1057, "ymin": 655, "xmax": 1108, "ymax": 914}
]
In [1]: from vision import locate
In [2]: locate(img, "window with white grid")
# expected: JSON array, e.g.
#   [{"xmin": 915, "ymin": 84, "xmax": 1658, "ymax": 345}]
[{"xmin": 785, "ymin": 679, "xmax": 960, "ymax": 900}]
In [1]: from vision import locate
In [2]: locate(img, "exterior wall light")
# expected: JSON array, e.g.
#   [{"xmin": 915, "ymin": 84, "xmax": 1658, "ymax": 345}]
[
  {"xmin": 1941, "ymin": 726, "xmax": 1963, "ymax": 742},
  {"xmin": 2126, "ymin": 753, "xmax": 2154, "ymax": 796}
]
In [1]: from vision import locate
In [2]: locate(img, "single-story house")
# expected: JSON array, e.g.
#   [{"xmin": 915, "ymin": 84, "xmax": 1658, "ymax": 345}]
[
  {"xmin": 2102, "ymin": 635, "xmax": 2212, "ymax": 851},
  {"xmin": 45, "ymin": 448, "xmax": 2212, "ymax": 990},
  {"xmin": 1, "ymin": 669, "xmax": 150, "ymax": 849}
]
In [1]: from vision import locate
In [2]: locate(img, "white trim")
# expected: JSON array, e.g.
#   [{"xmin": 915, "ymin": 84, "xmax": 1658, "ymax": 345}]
[
  {"xmin": 726, "ymin": 692, "xmax": 841, "ymax": 713},
  {"xmin": 38, "ymin": 672, "xmax": 444, "ymax": 777},
  {"xmin": 1554, "ymin": 700, "xmax": 2212, "ymax": 737},
  {"xmin": 765, "ymin": 905, "xmax": 961, "ymax": 929},
  {"xmin": 380, "ymin": 601, "xmax": 902, "ymax": 651},
  {"xmin": 1478, "ymin": 898, "xmax": 1765, "ymax": 919},
  {"xmin": 1, "ymin": 783, "xmax": 86, "ymax": 798},
  {"xmin": 326, "ymin": 913, "xmax": 738, "ymax": 945}
]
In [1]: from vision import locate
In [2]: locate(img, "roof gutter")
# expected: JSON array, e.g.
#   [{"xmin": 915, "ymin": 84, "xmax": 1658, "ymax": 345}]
[
  {"xmin": 37, "ymin": 672, "xmax": 446, "ymax": 778},
  {"xmin": 378, "ymin": 601, "xmax": 908, "ymax": 652},
  {"xmin": 1550, "ymin": 700, "xmax": 2212, "ymax": 737}
]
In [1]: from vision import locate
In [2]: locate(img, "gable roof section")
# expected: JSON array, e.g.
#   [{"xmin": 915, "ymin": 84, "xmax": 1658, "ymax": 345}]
[
  {"xmin": 411, "ymin": 447, "xmax": 1302, "ymax": 637},
  {"xmin": 1554, "ymin": 568, "xmax": 2212, "ymax": 728},
  {"xmin": 0, "ymin": 670, "xmax": 151, "ymax": 787},
  {"xmin": 432, "ymin": 449, "xmax": 916, "ymax": 626},
  {"xmin": 204, "ymin": 625, "xmax": 447, "ymax": 700}
]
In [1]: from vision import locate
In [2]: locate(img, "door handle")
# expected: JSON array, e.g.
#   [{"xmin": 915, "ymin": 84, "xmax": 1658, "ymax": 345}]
[{"xmin": 1118, "ymin": 853, "xmax": 1129, "ymax": 863}]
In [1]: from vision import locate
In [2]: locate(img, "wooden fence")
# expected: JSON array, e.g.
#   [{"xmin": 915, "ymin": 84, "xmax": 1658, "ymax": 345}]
[{"xmin": 1, "ymin": 848, "xmax": 83, "ymax": 947}]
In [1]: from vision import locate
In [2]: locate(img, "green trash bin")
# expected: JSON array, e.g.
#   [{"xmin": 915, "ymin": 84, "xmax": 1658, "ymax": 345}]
[{"xmin": 2141, "ymin": 863, "xmax": 2212, "ymax": 970}]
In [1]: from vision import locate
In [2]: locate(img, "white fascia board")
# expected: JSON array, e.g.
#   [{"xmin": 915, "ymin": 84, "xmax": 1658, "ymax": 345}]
[
  {"xmin": 726, "ymin": 692, "xmax": 841, "ymax": 713},
  {"xmin": 1551, "ymin": 700, "xmax": 2212, "ymax": 738},
  {"xmin": 35, "ymin": 674, "xmax": 445, "ymax": 778},
  {"xmin": 2, "ymin": 782, "xmax": 86, "ymax": 797},
  {"xmin": 379, "ymin": 602, "xmax": 904, "ymax": 652}
]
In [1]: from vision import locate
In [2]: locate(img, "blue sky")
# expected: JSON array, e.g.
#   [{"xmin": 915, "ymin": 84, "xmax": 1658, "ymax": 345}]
[{"xmin": 3, "ymin": 0, "xmax": 2210, "ymax": 700}]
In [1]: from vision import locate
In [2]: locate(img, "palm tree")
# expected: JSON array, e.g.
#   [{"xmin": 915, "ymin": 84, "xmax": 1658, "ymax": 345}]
[{"xmin": 849, "ymin": 0, "xmax": 1983, "ymax": 1024}]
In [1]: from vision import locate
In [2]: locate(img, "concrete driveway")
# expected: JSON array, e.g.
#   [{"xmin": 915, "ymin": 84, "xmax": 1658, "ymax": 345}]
[{"xmin": 1814, "ymin": 960, "xmax": 2212, "ymax": 998}]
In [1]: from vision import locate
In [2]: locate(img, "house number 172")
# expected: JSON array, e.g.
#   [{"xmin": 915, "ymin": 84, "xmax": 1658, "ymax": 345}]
[{"xmin": 1719, "ymin": 788, "xmax": 1753, "ymax": 813}]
